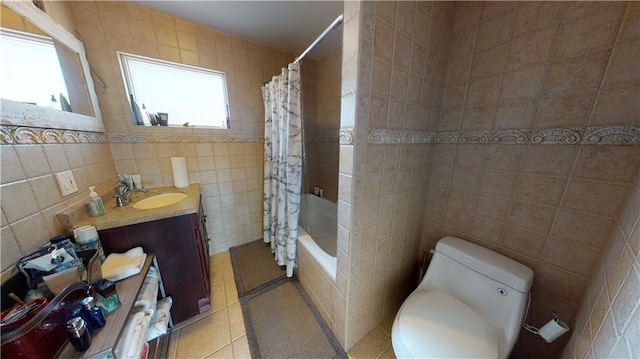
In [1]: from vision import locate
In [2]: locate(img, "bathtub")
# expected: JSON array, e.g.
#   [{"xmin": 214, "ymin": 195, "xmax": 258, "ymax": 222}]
[{"xmin": 298, "ymin": 194, "xmax": 337, "ymax": 279}]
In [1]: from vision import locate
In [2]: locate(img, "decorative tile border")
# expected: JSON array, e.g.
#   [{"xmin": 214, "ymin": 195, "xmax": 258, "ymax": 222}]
[
  {"xmin": 339, "ymin": 127, "xmax": 355, "ymax": 145},
  {"xmin": 307, "ymin": 136, "xmax": 340, "ymax": 143},
  {"xmin": 0, "ymin": 125, "xmax": 107, "ymax": 144},
  {"xmin": 367, "ymin": 126, "xmax": 640, "ymax": 146},
  {"xmin": 4, "ymin": 124, "xmax": 637, "ymax": 147},
  {"xmin": 108, "ymin": 133, "xmax": 264, "ymax": 143}
]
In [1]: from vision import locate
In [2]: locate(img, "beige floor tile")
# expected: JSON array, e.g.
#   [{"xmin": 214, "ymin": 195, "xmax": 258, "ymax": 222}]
[
  {"xmin": 176, "ymin": 308, "xmax": 231, "ymax": 358},
  {"xmin": 172, "ymin": 311, "xmax": 209, "ymax": 331},
  {"xmin": 378, "ymin": 311, "xmax": 396, "ymax": 337},
  {"xmin": 380, "ymin": 345, "xmax": 396, "ymax": 359},
  {"xmin": 347, "ymin": 327, "xmax": 392, "ymax": 359},
  {"xmin": 224, "ymin": 277, "xmax": 239, "ymax": 304},
  {"xmin": 172, "ymin": 250, "xmax": 246, "ymax": 358},
  {"xmin": 212, "ymin": 269, "xmax": 224, "ymax": 285},
  {"xmin": 211, "ymin": 280, "xmax": 227, "ymax": 311},
  {"xmin": 211, "ymin": 254, "xmax": 224, "ymax": 283},
  {"xmin": 231, "ymin": 334, "xmax": 251, "ymax": 359},
  {"xmin": 205, "ymin": 344, "xmax": 233, "ymax": 359},
  {"xmin": 222, "ymin": 256, "xmax": 234, "ymax": 280},
  {"xmin": 227, "ymin": 301, "xmax": 246, "ymax": 341}
]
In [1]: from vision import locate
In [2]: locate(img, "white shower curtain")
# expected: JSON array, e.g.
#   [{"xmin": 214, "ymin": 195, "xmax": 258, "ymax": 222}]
[{"xmin": 262, "ymin": 62, "xmax": 303, "ymax": 277}]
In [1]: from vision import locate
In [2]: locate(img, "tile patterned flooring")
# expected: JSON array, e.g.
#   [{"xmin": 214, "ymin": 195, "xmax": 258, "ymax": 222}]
[{"xmin": 166, "ymin": 251, "xmax": 396, "ymax": 359}]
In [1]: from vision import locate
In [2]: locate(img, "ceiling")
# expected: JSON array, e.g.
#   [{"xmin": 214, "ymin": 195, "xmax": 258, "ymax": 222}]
[{"xmin": 127, "ymin": 1, "xmax": 344, "ymax": 61}]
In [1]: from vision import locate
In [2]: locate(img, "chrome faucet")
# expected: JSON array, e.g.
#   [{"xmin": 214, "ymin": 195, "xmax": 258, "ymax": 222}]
[{"xmin": 114, "ymin": 174, "xmax": 148, "ymax": 207}]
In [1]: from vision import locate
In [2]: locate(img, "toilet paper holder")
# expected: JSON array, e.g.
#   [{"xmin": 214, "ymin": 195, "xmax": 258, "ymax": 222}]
[{"xmin": 522, "ymin": 294, "xmax": 570, "ymax": 343}]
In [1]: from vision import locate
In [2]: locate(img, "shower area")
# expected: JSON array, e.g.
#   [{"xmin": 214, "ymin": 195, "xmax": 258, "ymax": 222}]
[
  {"xmin": 296, "ymin": 33, "xmax": 343, "ymax": 279},
  {"xmin": 261, "ymin": 15, "xmax": 343, "ymax": 280},
  {"xmin": 298, "ymin": 41, "xmax": 342, "ymax": 279}
]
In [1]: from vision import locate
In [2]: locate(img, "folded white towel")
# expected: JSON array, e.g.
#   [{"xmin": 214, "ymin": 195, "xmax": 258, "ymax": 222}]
[{"xmin": 101, "ymin": 247, "xmax": 147, "ymax": 282}]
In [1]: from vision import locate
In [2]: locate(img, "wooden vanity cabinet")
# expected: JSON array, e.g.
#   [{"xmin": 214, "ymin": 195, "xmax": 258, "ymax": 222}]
[{"xmin": 98, "ymin": 197, "xmax": 210, "ymax": 325}]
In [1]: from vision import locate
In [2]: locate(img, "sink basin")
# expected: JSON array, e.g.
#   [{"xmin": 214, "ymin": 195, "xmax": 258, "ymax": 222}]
[{"xmin": 133, "ymin": 192, "xmax": 188, "ymax": 209}]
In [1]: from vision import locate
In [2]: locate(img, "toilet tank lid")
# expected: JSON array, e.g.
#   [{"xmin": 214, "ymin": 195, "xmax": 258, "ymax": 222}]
[{"xmin": 436, "ymin": 236, "xmax": 534, "ymax": 292}]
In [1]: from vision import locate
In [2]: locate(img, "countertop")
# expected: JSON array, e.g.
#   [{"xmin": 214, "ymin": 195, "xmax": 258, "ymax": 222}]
[
  {"xmin": 73, "ymin": 184, "xmax": 200, "ymax": 231},
  {"xmin": 56, "ymin": 255, "xmax": 158, "ymax": 359}
]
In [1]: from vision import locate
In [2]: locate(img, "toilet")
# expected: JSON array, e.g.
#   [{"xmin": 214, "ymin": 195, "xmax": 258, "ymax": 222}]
[{"xmin": 391, "ymin": 236, "xmax": 534, "ymax": 358}]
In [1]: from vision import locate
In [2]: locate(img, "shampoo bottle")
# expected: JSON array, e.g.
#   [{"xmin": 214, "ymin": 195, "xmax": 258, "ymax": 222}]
[{"xmin": 88, "ymin": 187, "xmax": 105, "ymax": 216}]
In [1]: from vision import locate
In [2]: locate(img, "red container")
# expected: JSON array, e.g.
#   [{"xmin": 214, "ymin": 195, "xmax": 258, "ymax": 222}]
[
  {"xmin": 0, "ymin": 298, "xmax": 48, "ymax": 332},
  {"xmin": 1, "ymin": 282, "xmax": 88, "ymax": 359}
]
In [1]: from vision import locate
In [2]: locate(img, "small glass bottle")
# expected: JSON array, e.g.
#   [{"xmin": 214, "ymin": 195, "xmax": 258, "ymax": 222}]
[
  {"xmin": 67, "ymin": 317, "xmax": 92, "ymax": 352},
  {"xmin": 80, "ymin": 296, "xmax": 106, "ymax": 331}
]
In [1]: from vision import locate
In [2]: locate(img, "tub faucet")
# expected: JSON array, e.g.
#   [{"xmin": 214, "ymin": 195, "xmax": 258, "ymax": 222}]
[{"xmin": 114, "ymin": 175, "xmax": 148, "ymax": 207}]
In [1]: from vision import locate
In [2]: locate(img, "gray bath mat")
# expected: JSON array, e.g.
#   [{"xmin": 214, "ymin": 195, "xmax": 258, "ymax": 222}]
[
  {"xmin": 229, "ymin": 239, "xmax": 286, "ymax": 296},
  {"xmin": 240, "ymin": 277, "xmax": 346, "ymax": 359}
]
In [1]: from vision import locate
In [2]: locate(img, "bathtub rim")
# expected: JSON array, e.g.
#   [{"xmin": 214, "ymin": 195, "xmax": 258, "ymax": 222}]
[{"xmin": 298, "ymin": 225, "xmax": 337, "ymax": 280}]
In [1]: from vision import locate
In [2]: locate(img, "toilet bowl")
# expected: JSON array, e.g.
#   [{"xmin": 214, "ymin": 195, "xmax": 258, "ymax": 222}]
[{"xmin": 391, "ymin": 236, "xmax": 534, "ymax": 358}]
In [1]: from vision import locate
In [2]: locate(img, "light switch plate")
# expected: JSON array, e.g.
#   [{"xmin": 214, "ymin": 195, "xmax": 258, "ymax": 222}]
[{"xmin": 55, "ymin": 170, "xmax": 79, "ymax": 196}]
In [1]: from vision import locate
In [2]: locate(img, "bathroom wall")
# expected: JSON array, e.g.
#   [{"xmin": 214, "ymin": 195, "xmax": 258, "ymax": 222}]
[
  {"xmin": 561, "ymin": 172, "xmax": 639, "ymax": 359},
  {"xmin": 0, "ymin": 2, "xmax": 117, "ymax": 273},
  {"xmin": 40, "ymin": 0, "xmax": 76, "ymax": 35},
  {"xmin": 335, "ymin": 0, "xmax": 639, "ymax": 355},
  {"xmin": 70, "ymin": 1, "xmax": 293, "ymax": 252},
  {"xmin": 304, "ymin": 46, "xmax": 342, "ymax": 203},
  {"xmin": 419, "ymin": 2, "xmax": 640, "ymax": 357},
  {"xmin": 352, "ymin": 0, "xmax": 453, "ymax": 341},
  {"xmin": 1, "ymin": 142, "xmax": 116, "ymax": 272},
  {"xmin": 332, "ymin": 0, "xmax": 454, "ymax": 349},
  {"xmin": 300, "ymin": 58, "xmax": 317, "ymax": 196}
]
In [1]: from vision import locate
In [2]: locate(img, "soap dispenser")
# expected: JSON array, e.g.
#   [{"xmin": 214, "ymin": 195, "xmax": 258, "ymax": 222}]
[{"xmin": 88, "ymin": 187, "xmax": 105, "ymax": 216}]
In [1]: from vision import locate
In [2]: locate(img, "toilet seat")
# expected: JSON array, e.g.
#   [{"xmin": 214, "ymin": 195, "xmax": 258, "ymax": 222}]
[{"xmin": 392, "ymin": 290, "xmax": 501, "ymax": 358}]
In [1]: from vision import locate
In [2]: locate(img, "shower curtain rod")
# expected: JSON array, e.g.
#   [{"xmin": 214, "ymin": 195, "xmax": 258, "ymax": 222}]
[{"xmin": 294, "ymin": 14, "xmax": 344, "ymax": 63}]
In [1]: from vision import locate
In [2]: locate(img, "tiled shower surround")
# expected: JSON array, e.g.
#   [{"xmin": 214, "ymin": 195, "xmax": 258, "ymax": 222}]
[
  {"xmin": 300, "ymin": 46, "xmax": 343, "ymax": 203},
  {"xmin": 1, "ymin": 1, "xmax": 639, "ymax": 358}
]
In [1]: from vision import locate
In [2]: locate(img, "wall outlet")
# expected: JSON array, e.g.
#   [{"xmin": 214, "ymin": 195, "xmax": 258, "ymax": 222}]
[{"xmin": 55, "ymin": 170, "xmax": 79, "ymax": 196}]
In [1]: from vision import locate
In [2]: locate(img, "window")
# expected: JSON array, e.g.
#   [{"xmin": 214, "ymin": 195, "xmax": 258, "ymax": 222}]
[
  {"xmin": 0, "ymin": 28, "xmax": 70, "ymax": 110},
  {"xmin": 118, "ymin": 52, "xmax": 230, "ymax": 128}
]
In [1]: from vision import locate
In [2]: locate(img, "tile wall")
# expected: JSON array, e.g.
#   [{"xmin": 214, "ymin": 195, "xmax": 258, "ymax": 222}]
[
  {"xmin": 418, "ymin": 2, "xmax": 640, "ymax": 357},
  {"xmin": 1, "ymin": 142, "xmax": 116, "ymax": 272},
  {"xmin": 337, "ymin": 0, "xmax": 454, "ymax": 350},
  {"xmin": 109, "ymin": 141, "xmax": 264, "ymax": 253},
  {"xmin": 422, "ymin": 144, "xmax": 639, "ymax": 357},
  {"xmin": 0, "ymin": 2, "xmax": 117, "ymax": 273},
  {"xmin": 300, "ymin": 58, "xmax": 318, "ymax": 196},
  {"xmin": 70, "ymin": 1, "xmax": 293, "ymax": 252},
  {"xmin": 71, "ymin": 1, "xmax": 292, "ymax": 136},
  {"xmin": 561, "ymin": 174, "xmax": 639, "ymax": 359},
  {"xmin": 305, "ymin": 46, "xmax": 342, "ymax": 202},
  {"xmin": 354, "ymin": 0, "xmax": 454, "ymax": 342},
  {"xmin": 338, "ymin": 0, "xmax": 639, "ymax": 356}
]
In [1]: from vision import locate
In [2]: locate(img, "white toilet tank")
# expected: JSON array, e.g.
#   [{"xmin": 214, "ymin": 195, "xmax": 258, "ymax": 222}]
[{"xmin": 419, "ymin": 236, "xmax": 534, "ymax": 352}]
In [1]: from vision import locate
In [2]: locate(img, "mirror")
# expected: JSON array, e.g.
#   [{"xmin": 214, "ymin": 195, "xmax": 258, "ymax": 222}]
[{"xmin": 0, "ymin": 1, "xmax": 103, "ymax": 132}]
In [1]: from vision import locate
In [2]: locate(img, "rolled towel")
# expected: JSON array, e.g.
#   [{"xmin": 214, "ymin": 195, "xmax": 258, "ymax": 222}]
[
  {"xmin": 146, "ymin": 296, "xmax": 173, "ymax": 341},
  {"xmin": 101, "ymin": 247, "xmax": 147, "ymax": 282},
  {"xmin": 115, "ymin": 310, "xmax": 151, "ymax": 359},
  {"xmin": 134, "ymin": 267, "xmax": 159, "ymax": 315}
]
